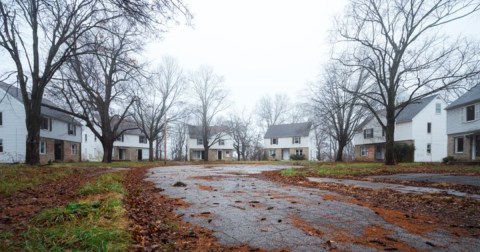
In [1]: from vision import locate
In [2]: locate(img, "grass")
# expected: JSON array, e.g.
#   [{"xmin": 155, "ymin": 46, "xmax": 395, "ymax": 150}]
[
  {"xmin": 0, "ymin": 164, "xmax": 81, "ymax": 195},
  {"xmin": 280, "ymin": 162, "xmax": 480, "ymax": 178},
  {"xmin": 19, "ymin": 172, "xmax": 131, "ymax": 251}
]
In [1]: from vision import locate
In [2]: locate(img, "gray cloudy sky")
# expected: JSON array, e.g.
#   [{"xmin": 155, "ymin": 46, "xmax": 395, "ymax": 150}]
[
  {"xmin": 144, "ymin": 0, "xmax": 348, "ymax": 111},
  {"xmin": 145, "ymin": 0, "xmax": 480, "ymax": 112}
]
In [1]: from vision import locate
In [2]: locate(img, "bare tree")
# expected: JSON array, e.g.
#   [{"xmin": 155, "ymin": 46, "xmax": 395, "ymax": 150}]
[
  {"xmin": 308, "ymin": 62, "xmax": 368, "ymax": 161},
  {"xmin": 132, "ymin": 57, "xmax": 187, "ymax": 161},
  {"xmin": 170, "ymin": 122, "xmax": 188, "ymax": 161},
  {"xmin": 0, "ymin": 0, "xmax": 190, "ymax": 164},
  {"xmin": 226, "ymin": 112, "xmax": 254, "ymax": 161},
  {"xmin": 190, "ymin": 66, "xmax": 230, "ymax": 161},
  {"xmin": 47, "ymin": 24, "xmax": 141, "ymax": 163},
  {"xmin": 335, "ymin": 0, "xmax": 480, "ymax": 165},
  {"xmin": 255, "ymin": 93, "xmax": 291, "ymax": 130}
]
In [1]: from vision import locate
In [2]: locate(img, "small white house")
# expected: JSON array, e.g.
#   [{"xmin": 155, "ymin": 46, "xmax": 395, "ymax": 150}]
[
  {"xmin": 263, "ymin": 122, "xmax": 316, "ymax": 161},
  {"xmin": 81, "ymin": 120, "xmax": 151, "ymax": 161},
  {"xmin": 354, "ymin": 95, "xmax": 447, "ymax": 162},
  {"xmin": 0, "ymin": 82, "xmax": 82, "ymax": 163},
  {"xmin": 186, "ymin": 125, "xmax": 234, "ymax": 161},
  {"xmin": 445, "ymin": 84, "xmax": 480, "ymax": 161}
]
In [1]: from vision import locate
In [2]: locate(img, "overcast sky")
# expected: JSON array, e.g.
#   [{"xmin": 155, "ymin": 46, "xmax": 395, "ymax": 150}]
[{"xmin": 144, "ymin": 0, "xmax": 348, "ymax": 112}]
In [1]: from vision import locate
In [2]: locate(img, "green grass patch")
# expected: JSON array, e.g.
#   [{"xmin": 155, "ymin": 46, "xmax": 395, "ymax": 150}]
[
  {"xmin": 0, "ymin": 165, "xmax": 81, "ymax": 195},
  {"xmin": 19, "ymin": 171, "xmax": 130, "ymax": 251},
  {"xmin": 280, "ymin": 168, "xmax": 301, "ymax": 176},
  {"xmin": 78, "ymin": 173, "xmax": 125, "ymax": 195}
]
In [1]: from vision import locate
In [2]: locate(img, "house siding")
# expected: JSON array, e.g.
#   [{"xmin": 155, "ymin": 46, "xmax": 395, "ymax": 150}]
[{"xmin": 263, "ymin": 133, "xmax": 316, "ymax": 161}]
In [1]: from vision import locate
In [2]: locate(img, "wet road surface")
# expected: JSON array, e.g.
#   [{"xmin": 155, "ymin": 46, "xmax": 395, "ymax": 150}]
[{"xmin": 146, "ymin": 164, "xmax": 480, "ymax": 251}]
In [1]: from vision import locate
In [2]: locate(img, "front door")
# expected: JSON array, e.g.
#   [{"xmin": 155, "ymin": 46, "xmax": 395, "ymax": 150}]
[
  {"xmin": 54, "ymin": 141, "xmax": 63, "ymax": 161},
  {"xmin": 217, "ymin": 150, "xmax": 223, "ymax": 160},
  {"xmin": 476, "ymin": 135, "xmax": 480, "ymax": 159},
  {"xmin": 138, "ymin": 149, "xmax": 142, "ymax": 161},
  {"xmin": 282, "ymin": 149, "xmax": 289, "ymax": 160},
  {"xmin": 119, "ymin": 149, "xmax": 125, "ymax": 160},
  {"xmin": 375, "ymin": 144, "xmax": 384, "ymax": 160}
]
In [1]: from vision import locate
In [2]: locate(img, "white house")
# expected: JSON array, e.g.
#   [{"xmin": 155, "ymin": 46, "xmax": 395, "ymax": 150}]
[
  {"xmin": 445, "ymin": 84, "xmax": 480, "ymax": 161},
  {"xmin": 354, "ymin": 95, "xmax": 447, "ymax": 162},
  {"xmin": 81, "ymin": 120, "xmax": 151, "ymax": 161},
  {"xmin": 186, "ymin": 125, "xmax": 234, "ymax": 161},
  {"xmin": 0, "ymin": 82, "xmax": 82, "ymax": 163},
  {"xmin": 263, "ymin": 122, "xmax": 316, "ymax": 161}
]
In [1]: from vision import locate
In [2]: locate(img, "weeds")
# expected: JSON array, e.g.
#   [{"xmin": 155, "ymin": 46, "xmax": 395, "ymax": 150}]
[{"xmin": 78, "ymin": 173, "xmax": 125, "ymax": 195}]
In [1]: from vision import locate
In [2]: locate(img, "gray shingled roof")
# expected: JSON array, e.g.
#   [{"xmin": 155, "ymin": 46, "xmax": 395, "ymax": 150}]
[
  {"xmin": 445, "ymin": 84, "xmax": 480, "ymax": 110},
  {"xmin": 396, "ymin": 95, "xmax": 437, "ymax": 123},
  {"xmin": 264, "ymin": 122, "xmax": 312, "ymax": 139},
  {"xmin": 187, "ymin": 124, "xmax": 227, "ymax": 138},
  {"xmin": 0, "ymin": 81, "xmax": 82, "ymax": 125}
]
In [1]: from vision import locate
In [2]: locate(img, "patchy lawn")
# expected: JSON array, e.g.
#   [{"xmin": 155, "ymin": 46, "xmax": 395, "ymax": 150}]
[{"xmin": 257, "ymin": 163, "xmax": 480, "ymax": 238}]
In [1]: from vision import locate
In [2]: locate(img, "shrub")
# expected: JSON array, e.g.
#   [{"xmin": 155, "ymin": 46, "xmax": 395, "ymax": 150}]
[
  {"xmin": 393, "ymin": 143, "xmax": 415, "ymax": 163},
  {"xmin": 290, "ymin": 154, "xmax": 305, "ymax": 160},
  {"xmin": 442, "ymin": 156, "xmax": 456, "ymax": 163}
]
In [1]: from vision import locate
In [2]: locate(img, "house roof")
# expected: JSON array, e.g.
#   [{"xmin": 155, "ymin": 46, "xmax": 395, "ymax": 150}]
[
  {"xmin": 396, "ymin": 95, "xmax": 437, "ymax": 123},
  {"xmin": 264, "ymin": 122, "xmax": 312, "ymax": 139},
  {"xmin": 187, "ymin": 124, "xmax": 228, "ymax": 139},
  {"xmin": 355, "ymin": 95, "xmax": 438, "ymax": 132},
  {"xmin": 0, "ymin": 81, "xmax": 82, "ymax": 125},
  {"xmin": 445, "ymin": 84, "xmax": 480, "ymax": 110}
]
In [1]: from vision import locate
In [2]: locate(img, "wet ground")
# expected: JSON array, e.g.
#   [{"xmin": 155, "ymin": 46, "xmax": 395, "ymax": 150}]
[
  {"xmin": 371, "ymin": 173, "xmax": 480, "ymax": 187},
  {"xmin": 146, "ymin": 165, "xmax": 480, "ymax": 251}
]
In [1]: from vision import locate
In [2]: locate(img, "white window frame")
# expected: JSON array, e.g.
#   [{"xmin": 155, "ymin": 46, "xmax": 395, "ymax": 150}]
[
  {"xmin": 360, "ymin": 146, "xmax": 367, "ymax": 156},
  {"xmin": 455, "ymin": 137, "xmax": 464, "ymax": 153},
  {"xmin": 197, "ymin": 138, "xmax": 203, "ymax": 145},
  {"xmin": 67, "ymin": 123, "xmax": 76, "ymax": 136},
  {"xmin": 269, "ymin": 149, "xmax": 275, "ymax": 157},
  {"xmin": 464, "ymin": 104, "xmax": 480, "ymax": 122},
  {"xmin": 71, "ymin": 144, "xmax": 78, "ymax": 155},
  {"xmin": 139, "ymin": 135, "xmax": 147, "ymax": 144},
  {"xmin": 363, "ymin": 129, "xmax": 373, "ymax": 139},
  {"xmin": 293, "ymin": 136, "xmax": 301, "ymax": 144},
  {"xmin": 295, "ymin": 149, "xmax": 303, "ymax": 155},
  {"xmin": 0, "ymin": 139, "xmax": 3, "ymax": 152},
  {"xmin": 218, "ymin": 139, "xmax": 225, "ymax": 145},
  {"xmin": 40, "ymin": 140, "xmax": 46, "ymax": 155},
  {"xmin": 41, "ymin": 117, "xmax": 52, "ymax": 131},
  {"xmin": 271, "ymin": 138, "xmax": 278, "ymax": 145},
  {"xmin": 435, "ymin": 103, "xmax": 441, "ymax": 114},
  {"xmin": 116, "ymin": 134, "xmax": 124, "ymax": 142}
]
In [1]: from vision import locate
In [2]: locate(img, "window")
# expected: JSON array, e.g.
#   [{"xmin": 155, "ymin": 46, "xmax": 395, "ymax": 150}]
[
  {"xmin": 197, "ymin": 138, "xmax": 203, "ymax": 145},
  {"xmin": 71, "ymin": 144, "xmax": 78, "ymax": 155},
  {"xmin": 40, "ymin": 140, "xmax": 46, "ymax": 154},
  {"xmin": 427, "ymin": 143, "xmax": 431, "ymax": 155},
  {"xmin": 360, "ymin": 146, "xmax": 367, "ymax": 156},
  {"xmin": 466, "ymin": 105, "xmax": 475, "ymax": 121},
  {"xmin": 41, "ymin": 117, "xmax": 52, "ymax": 131},
  {"xmin": 94, "ymin": 135, "xmax": 97, "ymax": 142},
  {"xmin": 67, "ymin": 123, "xmax": 76, "ymax": 135},
  {"xmin": 84, "ymin": 134, "xmax": 87, "ymax": 142},
  {"xmin": 116, "ymin": 134, "xmax": 124, "ymax": 142},
  {"xmin": 292, "ymin": 136, "xmax": 301, "ymax": 144},
  {"xmin": 139, "ymin": 135, "xmax": 147, "ymax": 144},
  {"xmin": 427, "ymin": 123, "xmax": 431, "ymax": 133},
  {"xmin": 455, "ymin": 137, "xmax": 464, "ymax": 153},
  {"xmin": 363, "ymin": 128, "xmax": 373, "ymax": 139},
  {"xmin": 435, "ymin": 103, "xmax": 441, "ymax": 114},
  {"xmin": 269, "ymin": 149, "xmax": 275, "ymax": 157},
  {"xmin": 271, "ymin": 138, "xmax": 278, "ymax": 145},
  {"xmin": 0, "ymin": 111, "xmax": 2, "ymax": 126},
  {"xmin": 295, "ymin": 149, "xmax": 303, "ymax": 155},
  {"xmin": 464, "ymin": 104, "xmax": 480, "ymax": 122},
  {"xmin": 219, "ymin": 139, "xmax": 225, "ymax": 145},
  {"xmin": 0, "ymin": 139, "xmax": 3, "ymax": 152}
]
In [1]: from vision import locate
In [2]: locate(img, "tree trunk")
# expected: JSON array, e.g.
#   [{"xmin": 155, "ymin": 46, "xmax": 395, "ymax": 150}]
[
  {"xmin": 102, "ymin": 140, "xmax": 114, "ymax": 163},
  {"xmin": 148, "ymin": 140, "xmax": 154, "ymax": 162},
  {"xmin": 25, "ymin": 114, "xmax": 40, "ymax": 165},
  {"xmin": 335, "ymin": 140, "xmax": 345, "ymax": 162},
  {"xmin": 384, "ymin": 107, "xmax": 396, "ymax": 165}
]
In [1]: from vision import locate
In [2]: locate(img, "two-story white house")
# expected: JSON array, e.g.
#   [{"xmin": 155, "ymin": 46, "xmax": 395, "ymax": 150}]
[
  {"xmin": 263, "ymin": 122, "xmax": 316, "ymax": 161},
  {"xmin": 186, "ymin": 124, "xmax": 234, "ymax": 161},
  {"xmin": 445, "ymin": 84, "xmax": 480, "ymax": 161},
  {"xmin": 0, "ymin": 82, "xmax": 82, "ymax": 163},
  {"xmin": 354, "ymin": 95, "xmax": 447, "ymax": 162},
  {"xmin": 81, "ymin": 120, "xmax": 151, "ymax": 161}
]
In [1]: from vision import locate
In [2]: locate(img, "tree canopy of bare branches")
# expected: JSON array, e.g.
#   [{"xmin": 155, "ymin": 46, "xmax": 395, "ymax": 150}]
[
  {"xmin": 132, "ymin": 56, "xmax": 187, "ymax": 161},
  {"xmin": 226, "ymin": 112, "xmax": 255, "ymax": 161},
  {"xmin": 308, "ymin": 62, "xmax": 367, "ymax": 161},
  {"xmin": 0, "ymin": 0, "xmax": 191, "ymax": 164},
  {"xmin": 335, "ymin": 0, "xmax": 480, "ymax": 164},
  {"xmin": 190, "ymin": 66, "xmax": 229, "ymax": 161},
  {"xmin": 255, "ymin": 93, "xmax": 291, "ymax": 130}
]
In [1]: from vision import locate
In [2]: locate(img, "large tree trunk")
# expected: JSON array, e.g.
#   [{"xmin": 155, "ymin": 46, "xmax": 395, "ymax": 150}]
[
  {"xmin": 148, "ymin": 140, "xmax": 154, "ymax": 162},
  {"xmin": 25, "ymin": 114, "xmax": 40, "ymax": 165},
  {"xmin": 335, "ymin": 140, "xmax": 345, "ymax": 162},
  {"xmin": 102, "ymin": 140, "xmax": 114, "ymax": 163},
  {"xmin": 204, "ymin": 145, "xmax": 209, "ymax": 161},
  {"xmin": 384, "ymin": 107, "xmax": 396, "ymax": 165}
]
